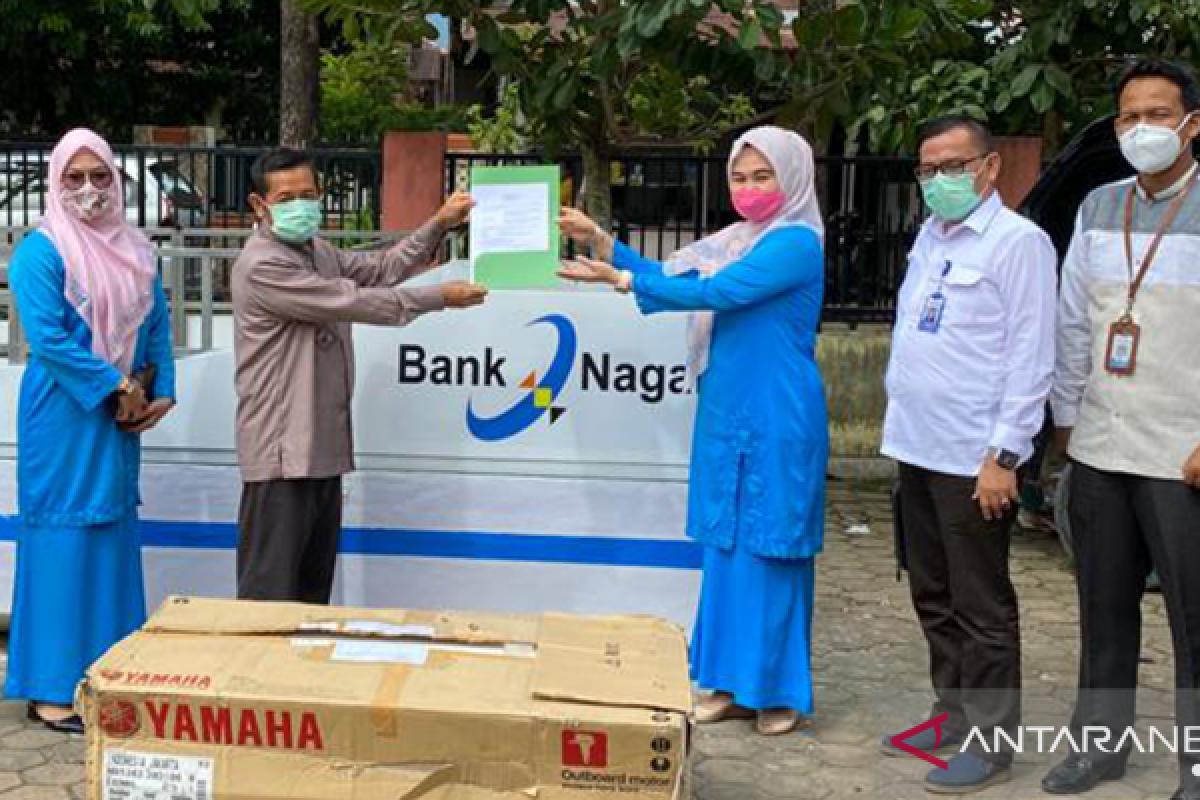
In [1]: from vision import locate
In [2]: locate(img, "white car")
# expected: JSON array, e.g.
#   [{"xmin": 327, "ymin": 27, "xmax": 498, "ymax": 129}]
[{"xmin": 0, "ymin": 155, "xmax": 207, "ymax": 229}]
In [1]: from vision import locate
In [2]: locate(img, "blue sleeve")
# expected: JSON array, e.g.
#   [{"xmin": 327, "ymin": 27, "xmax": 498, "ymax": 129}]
[
  {"xmin": 632, "ymin": 227, "xmax": 822, "ymax": 314},
  {"xmin": 10, "ymin": 233, "xmax": 123, "ymax": 411},
  {"xmin": 612, "ymin": 240, "xmax": 665, "ymax": 276},
  {"xmin": 142, "ymin": 279, "xmax": 176, "ymax": 401}
]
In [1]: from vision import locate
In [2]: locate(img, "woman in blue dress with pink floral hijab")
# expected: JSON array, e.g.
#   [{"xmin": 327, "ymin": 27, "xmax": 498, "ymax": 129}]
[
  {"xmin": 5, "ymin": 129, "xmax": 175, "ymax": 732},
  {"xmin": 559, "ymin": 126, "xmax": 828, "ymax": 736}
]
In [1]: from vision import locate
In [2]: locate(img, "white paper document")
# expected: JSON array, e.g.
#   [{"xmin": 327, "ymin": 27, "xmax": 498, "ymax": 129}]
[
  {"xmin": 331, "ymin": 640, "xmax": 430, "ymax": 665},
  {"xmin": 342, "ymin": 620, "xmax": 436, "ymax": 638},
  {"xmin": 469, "ymin": 183, "xmax": 550, "ymax": 258}
]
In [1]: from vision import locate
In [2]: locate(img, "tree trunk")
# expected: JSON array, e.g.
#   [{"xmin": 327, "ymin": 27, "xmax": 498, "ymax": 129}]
[
  {"xmin": 579, "ymin": 139, "xmax": 613, "ymax": 234},
  {"xmin": 280, "ymin": 1, "xmax": 320, "ymax": 148}
]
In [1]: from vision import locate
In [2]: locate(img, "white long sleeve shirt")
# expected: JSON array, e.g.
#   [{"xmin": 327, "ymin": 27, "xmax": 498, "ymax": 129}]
[
  {"xmin": 1050, "ymin": 168, "xmax": 1200, "ymax": 481},
  {"xmin": 882, "ymin": 191, "xmax": 1058, "ymax": 476}
]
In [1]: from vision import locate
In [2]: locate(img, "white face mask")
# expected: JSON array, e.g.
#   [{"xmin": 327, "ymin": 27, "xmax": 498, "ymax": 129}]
[{"xmin": 1119, "ymin": 112, "xmax": 1196, "ymax": 175}]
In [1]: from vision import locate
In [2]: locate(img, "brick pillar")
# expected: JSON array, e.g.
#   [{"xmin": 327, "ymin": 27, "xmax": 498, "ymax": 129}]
[
  {"xmin": 995, "ymin": 136, "xmax": 1044, "ymax": 210},
  {"xmin": 382, "ymin": 132, "xmax": 447, "ymax": 232}
]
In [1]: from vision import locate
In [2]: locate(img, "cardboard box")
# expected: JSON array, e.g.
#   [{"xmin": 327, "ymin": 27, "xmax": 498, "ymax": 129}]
[{"xmin": 81, "ymin": 596, "xmax": 692, "ymax": 800}]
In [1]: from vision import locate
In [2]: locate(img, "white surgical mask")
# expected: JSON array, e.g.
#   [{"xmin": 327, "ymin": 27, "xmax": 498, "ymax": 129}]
[{"xmin": 1119, "ymin": 113, "xmax": 1196, "ymax": 175}]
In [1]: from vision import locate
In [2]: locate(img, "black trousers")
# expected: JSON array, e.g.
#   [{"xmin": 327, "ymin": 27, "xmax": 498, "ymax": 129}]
[
  {"xmin": 1068, "ymin": 461, "xmax": 1200, "ymax": 785},
  {"xmin": 236, "ymin": 477, "xmax": 343, "ymax": 605},
  {"xmin": 898, "ymin": 463, "xmax": 1022, "ymax": 763}
]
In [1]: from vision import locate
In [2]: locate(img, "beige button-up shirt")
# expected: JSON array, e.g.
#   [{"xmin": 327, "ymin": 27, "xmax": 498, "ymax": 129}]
[
  {"xmin": 232, "ymin": 222, "xmax": 446, "ymax": 482},
  {"xmin": 1051, "ymin": 167, "xmax": 1200, "ymax": 480}
]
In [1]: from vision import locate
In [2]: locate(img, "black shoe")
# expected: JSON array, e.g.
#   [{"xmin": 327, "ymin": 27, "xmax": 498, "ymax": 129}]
[
  {"xmin": 1041, "ymin": 754, "xmax": 1125, "ymax": 795},
  {"xmin": 26, "ymin": 702, "xmax": 85, "ymax": 735}
]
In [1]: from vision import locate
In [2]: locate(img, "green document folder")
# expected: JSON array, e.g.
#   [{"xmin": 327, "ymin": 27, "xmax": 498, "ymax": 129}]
[{"xmin": 469, "ymin": 165, "xmax": 561, "ymax": 290}]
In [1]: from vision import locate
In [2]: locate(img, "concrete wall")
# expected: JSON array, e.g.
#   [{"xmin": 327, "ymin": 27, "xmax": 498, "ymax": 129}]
[{"xmin": 817, "ymin": 324, "xmax": 892, "ymax": 479}]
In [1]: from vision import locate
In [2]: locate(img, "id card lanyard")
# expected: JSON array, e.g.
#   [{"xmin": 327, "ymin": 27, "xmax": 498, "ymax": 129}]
[
  {"xmin": 1108, "ymin": 171, "xmax": 1198, "ymax": 376},
  {"xmin": 918, "ymin": 261, "xmax": 953, "ymax": 334}
]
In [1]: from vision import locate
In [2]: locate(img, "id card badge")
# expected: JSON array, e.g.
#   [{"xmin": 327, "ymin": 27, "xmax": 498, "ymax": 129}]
[
  {"xmin": 1105, "ymin": 316, "xmax": 1141, "ymax": 376},
  {"xmin": 918, "ymin": 291, "xmax": 946, "ymax": 333}
]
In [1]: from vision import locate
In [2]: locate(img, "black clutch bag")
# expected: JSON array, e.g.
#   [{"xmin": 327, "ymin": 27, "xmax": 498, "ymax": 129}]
[{"xmin": 111, "ymin": 364, "xmax": 157, "ymax": 431}]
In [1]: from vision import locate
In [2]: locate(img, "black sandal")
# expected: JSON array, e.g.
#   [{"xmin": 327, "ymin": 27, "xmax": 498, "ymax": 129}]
[{"xmin": 26, "ymin": 702, "xmax": 85, "ymax": 735}]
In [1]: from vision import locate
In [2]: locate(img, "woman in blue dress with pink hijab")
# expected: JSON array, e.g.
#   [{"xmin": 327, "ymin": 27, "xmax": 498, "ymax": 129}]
[
  {"xmin": 559, "ymin": 126, "xmax": 828, "ymax": 736},
  {"xmin": 4, "ymin": 129, "xmax": 175, "ymax": 733}
]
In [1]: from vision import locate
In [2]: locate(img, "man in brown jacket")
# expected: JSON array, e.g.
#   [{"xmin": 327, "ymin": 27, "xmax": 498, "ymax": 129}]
[{"xmin": 232, "ymin": 148, "xmax": 485, "ymax": 604}]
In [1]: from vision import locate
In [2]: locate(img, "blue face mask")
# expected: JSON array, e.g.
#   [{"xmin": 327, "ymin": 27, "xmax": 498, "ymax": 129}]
[
  {"xmin": 270, "ymin": 197, "xmax": 322, "ymax": 243},
  {"xmin": 920, "ymin": 172, "xmax": 983, "ymax": 222}
]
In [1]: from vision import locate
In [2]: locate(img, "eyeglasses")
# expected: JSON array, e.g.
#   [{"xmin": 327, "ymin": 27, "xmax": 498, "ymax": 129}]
[
  {"xmin": 914, "ymin": 154, "xmax": 989, "ymax": 181},
  {"xmin": 62, "ymin": 168, "xmax": 114, "ymax": 191}
]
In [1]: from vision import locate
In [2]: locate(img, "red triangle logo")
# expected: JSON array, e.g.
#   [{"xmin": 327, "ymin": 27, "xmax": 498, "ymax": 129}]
[
  {"xmin": 889, "ymin": 712, "xmax": 949, "ymax": 769},
  {"xmin": 520, "ymin": 371, "xmax": 537, "ymax": 389}
]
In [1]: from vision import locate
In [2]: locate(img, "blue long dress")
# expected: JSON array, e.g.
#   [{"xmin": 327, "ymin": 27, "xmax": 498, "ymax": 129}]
[
  {"xmin": 4, "ymin": 230, "xmax": 175, "ymax": 706},
  {"xmin": 614, "ymin": 227, "xmax": 828, "ymax": 712}
]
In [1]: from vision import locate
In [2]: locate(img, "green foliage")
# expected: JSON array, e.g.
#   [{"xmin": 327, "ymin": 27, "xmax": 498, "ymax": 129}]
[
  {"xmin": 848, "ymin": 60, "xmax": 992, "ymax": 154},
  {"xmin": 0, "ymin": 0, "xmax": 277, "ymax": 139},
  {"xmin": 983, "ymin": 0, "xmax": 1200, "ymax": 147},
  {"xmin": 127, "ymin": 0, "xmax": 254, "ymax": 33},
  {"xmin": 465, "ymin": 83, "xmax": 533, "ymax": 154},
  {"xmin": 321, "ymin": 36, "xmax": 402, "ymax": 142},
  {"xmin": 627, "ymin": 69, "xmax": 757, "ymax": 153},
  {"xmin": 784, "ymin": 0, "xmax": 996, "ymax": 150},
  {"xmin": 387, "ymin": 105, "xmax": 467, "ymax": 133},
  {"xmin": 801, "ymin": 0, "xmax": 1200, "ymax": 153},
  {"xmin": 306, "ymin": 0, "xmax": 775, "ymax": 150},
  {"xmin": 320, "ymin": 26, "xmax": 466, "ymax": 142}
]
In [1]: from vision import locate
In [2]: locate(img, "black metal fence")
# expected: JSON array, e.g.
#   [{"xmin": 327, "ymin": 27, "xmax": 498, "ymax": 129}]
[
  {"xmin": 1, "ymin": 140, "xmax": 920, "ymax": 323},
  {"xmin": 0, "ymin": 142, "xmax": 383, "ymax": 231},
  {"xmin": 446, "ymin": 151, "xmax": 921, "ymax": 324}
]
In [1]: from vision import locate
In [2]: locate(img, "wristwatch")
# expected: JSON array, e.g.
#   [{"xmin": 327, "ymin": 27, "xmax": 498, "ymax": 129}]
[{"xmin": 994, "ymin": 449, "xmax": 1020, "ymax": 470}]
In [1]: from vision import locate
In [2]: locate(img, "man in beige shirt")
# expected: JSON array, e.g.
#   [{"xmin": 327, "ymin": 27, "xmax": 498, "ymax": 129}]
[{"xmin": 232, "ymin": 148, "xmax": 485, "ymax": 604}]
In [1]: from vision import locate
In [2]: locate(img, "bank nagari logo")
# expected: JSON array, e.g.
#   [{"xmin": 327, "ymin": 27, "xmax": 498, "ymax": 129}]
[
  {"xmin": 466, "ymin": 314, "xmax": 576, "ymax": 441},
  {"xmin": 398, "ymin": 313, "xmax": 687, "ymax": 441}
]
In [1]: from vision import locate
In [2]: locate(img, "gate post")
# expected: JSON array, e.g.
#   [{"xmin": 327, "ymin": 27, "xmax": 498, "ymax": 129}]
[{"xmin": 381, "ymin": 132, "xmax": 447, "ymax": 233}]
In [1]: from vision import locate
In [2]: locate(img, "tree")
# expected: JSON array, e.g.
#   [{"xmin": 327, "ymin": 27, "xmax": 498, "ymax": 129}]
[
  {"xmin": 986, "ymin": 0, "xmax": 1200, "ymax": 151},
  {"xmin": 0, "ymin": 1, "xmax": 278, "ymax": 140},
  {"xmin": 321, "ymin": 20, "xmax": 465, "ymax": 144},
  {"xmin": 281, "ymin": 1, "xmax": 322, "ymax": 148},
  {"xmin": 790, "ymin": 0, "xmax": 1200, "ymax": 156},
  {"xmin": 779, "ymin": 0, "xmax": 996, "ymax": 153},
  {"xmin": 303, "ymin": 0, "xmax": 774, "ymax": 226}
]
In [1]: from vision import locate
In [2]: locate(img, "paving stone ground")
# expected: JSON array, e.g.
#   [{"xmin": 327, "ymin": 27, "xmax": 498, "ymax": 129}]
[{"xmin": 0, "ymin": 481, "xmax": 1180, "ymax": 799}]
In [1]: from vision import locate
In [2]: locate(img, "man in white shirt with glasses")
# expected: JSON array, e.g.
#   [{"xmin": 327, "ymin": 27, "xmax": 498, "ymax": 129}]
[{"xmin": 881, "ymin": 116, "xmax": 1058, "ymax": 795}]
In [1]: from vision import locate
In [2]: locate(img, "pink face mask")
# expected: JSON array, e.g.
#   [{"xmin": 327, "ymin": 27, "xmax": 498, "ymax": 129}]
[{"xmin": 732, "ymin": 187, "xmax": 786, "ymax": 223}]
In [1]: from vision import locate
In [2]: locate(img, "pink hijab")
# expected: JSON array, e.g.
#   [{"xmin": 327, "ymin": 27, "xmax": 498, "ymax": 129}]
[
  {"xmin": 41, "ymin": 128, "xmax": 157, "ymax": 374},
  {"xmin": 664, "ymin": 126, "xmax": 823, "ymax": 380}
]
